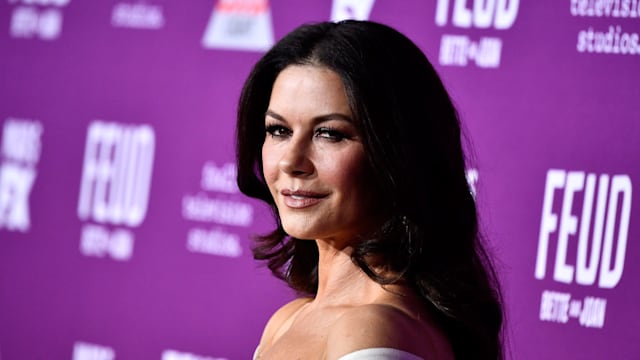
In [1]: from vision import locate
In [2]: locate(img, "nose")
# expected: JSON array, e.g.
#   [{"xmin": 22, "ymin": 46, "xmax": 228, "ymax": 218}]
[{"xmin": 278, "ymin": 137, "xmax": 314, "ymax": 177}]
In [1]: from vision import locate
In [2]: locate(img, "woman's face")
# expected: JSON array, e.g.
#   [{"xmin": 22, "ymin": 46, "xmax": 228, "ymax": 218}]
[{"xmin": 262, "ymin": 65, "xmax": 379, "ymax": 246}]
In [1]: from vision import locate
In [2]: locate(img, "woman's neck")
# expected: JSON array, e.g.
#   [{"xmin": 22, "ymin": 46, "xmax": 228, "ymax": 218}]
[{"xmin": 312, "ymin": 239, "xmax": 390, "ymax": 306}]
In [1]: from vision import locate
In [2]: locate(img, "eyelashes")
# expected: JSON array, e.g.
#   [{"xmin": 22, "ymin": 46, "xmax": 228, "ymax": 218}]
[
  {"xmin": 315, "ymin": 127, "xmax": 349, "ymax": 141},
  {"xmin": 265, "ymin": 124, "xmax": 351, "ymax": 142},
  {"xmin": 265, "ymin": 124, "xmax": 291, "ymax": 138}
]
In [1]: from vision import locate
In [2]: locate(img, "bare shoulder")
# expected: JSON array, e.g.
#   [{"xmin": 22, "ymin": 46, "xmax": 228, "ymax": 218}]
[
  {"xmin": 258, "ymin": 297, "xmax": 312, "ymax": 348},
  {"xmin": 325, "ymin": 303, "xmax": 453, "ymax": 360}
]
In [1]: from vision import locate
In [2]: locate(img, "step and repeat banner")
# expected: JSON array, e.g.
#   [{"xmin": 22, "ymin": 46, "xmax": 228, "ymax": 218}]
[{"xmin": 1, "ymin": 0, "xmax": 638, "ymax": 359}]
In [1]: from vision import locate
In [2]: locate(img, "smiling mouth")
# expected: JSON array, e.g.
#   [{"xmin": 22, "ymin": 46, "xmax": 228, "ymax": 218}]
[{"xmin": 280, "ymin": 189, "xmax": 327, "ymax": 209}]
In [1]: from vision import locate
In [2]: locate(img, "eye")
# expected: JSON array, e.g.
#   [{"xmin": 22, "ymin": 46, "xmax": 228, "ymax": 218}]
[
  {"xmin": 315, "ymin": 127, "xmax": 349, "ymax": 142},
  {"xmin": 265, "ymin": 124, "xmax": 291, "ymax": 138}
]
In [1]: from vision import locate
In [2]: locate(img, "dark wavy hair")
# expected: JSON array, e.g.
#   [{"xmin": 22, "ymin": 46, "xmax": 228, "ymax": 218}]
[{"xmin": 236, "ymin": 20, "xmax": 504, "ymax": 360}]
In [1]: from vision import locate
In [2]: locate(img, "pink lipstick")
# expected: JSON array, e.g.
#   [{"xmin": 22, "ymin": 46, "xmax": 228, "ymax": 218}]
[{"xmin": 280, "ymin": 189, "xmax": 327, "ymax": 209}]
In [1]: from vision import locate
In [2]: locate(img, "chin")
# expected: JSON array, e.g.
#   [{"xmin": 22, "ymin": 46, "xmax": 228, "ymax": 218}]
[
  {"xmin": 279, "ymin": 214, "xmax": 320, "ymax": 240},
  {"xmin": 281, "ymin": 226, "xmax": 316, "ymax": 240}
]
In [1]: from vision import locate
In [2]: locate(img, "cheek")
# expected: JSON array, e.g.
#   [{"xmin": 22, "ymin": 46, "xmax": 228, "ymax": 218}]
[
  {"xmin": 261, "ymin": 143, "xmax": 277, "ymax": 186},
  {"xmin": 323, "ymin": 151, "xmax": 368, "ymax": 189}
]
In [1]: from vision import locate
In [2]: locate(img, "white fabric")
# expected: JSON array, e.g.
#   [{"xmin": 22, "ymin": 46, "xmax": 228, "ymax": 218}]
[
  {"xmin": 337, "ymin": 348, "xmax": 424, "ymax": 360},
  {"xmin": 253, "ymin": 346, "xmax": 423, "ymax": 360}
]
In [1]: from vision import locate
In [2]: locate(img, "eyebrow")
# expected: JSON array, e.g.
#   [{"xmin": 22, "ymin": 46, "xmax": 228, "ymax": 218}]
[{"xmin": 265, "ymin": 109, "xmax": 353, "ymax": 124}]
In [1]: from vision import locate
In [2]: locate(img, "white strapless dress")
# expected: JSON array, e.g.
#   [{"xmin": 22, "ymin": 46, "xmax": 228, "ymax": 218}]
[
  {"xmin": 337, "ymin": 348, "xmax": 423, "ymax": 360},
  {"xmin": 253, "ymin": 347, "xmax": 423, "ymax": 360}
]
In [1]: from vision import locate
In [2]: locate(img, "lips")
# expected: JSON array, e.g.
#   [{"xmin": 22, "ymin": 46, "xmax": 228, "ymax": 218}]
[{"xmin": 280, "ymin": 189, "xmax": 327, "ymax": 209}]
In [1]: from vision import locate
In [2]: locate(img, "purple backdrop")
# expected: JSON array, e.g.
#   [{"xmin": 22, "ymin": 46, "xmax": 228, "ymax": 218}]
[{"xmin": 1, "ymin": 1, "xmax": 639, "ymax": 359}]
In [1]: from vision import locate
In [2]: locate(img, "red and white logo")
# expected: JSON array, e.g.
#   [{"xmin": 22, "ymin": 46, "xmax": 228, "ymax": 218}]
[{"xmin": 201, "ymin": 0, "xmax": 274, "ymax": 51}]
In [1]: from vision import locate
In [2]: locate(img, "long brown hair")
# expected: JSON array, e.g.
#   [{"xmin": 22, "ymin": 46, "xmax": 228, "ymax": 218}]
[{"xmin": 236, "ymin": 20, "xmax": 504, "ymax": 360}]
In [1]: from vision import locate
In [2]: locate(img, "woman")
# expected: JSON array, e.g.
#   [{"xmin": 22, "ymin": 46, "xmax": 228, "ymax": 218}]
[{"xmin": 236, "ymin": 20, "xmax": 504, "ymax": 360}]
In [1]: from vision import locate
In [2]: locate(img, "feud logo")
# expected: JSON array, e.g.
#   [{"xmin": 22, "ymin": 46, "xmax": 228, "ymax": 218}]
[
  {"xmin": 435, "ymin": 0, "xmax": 520, "ymax": 29},
  {"xmin": 434, "ymin": 0, "xmax": 519, "ymax": 68},
  {"xmin": 535, "ymin": 169, "xmax": 632, "ymax": 289},
  {"xmin": 77, "ymin": 121, "xmax": 155, "ymax": 261}
]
